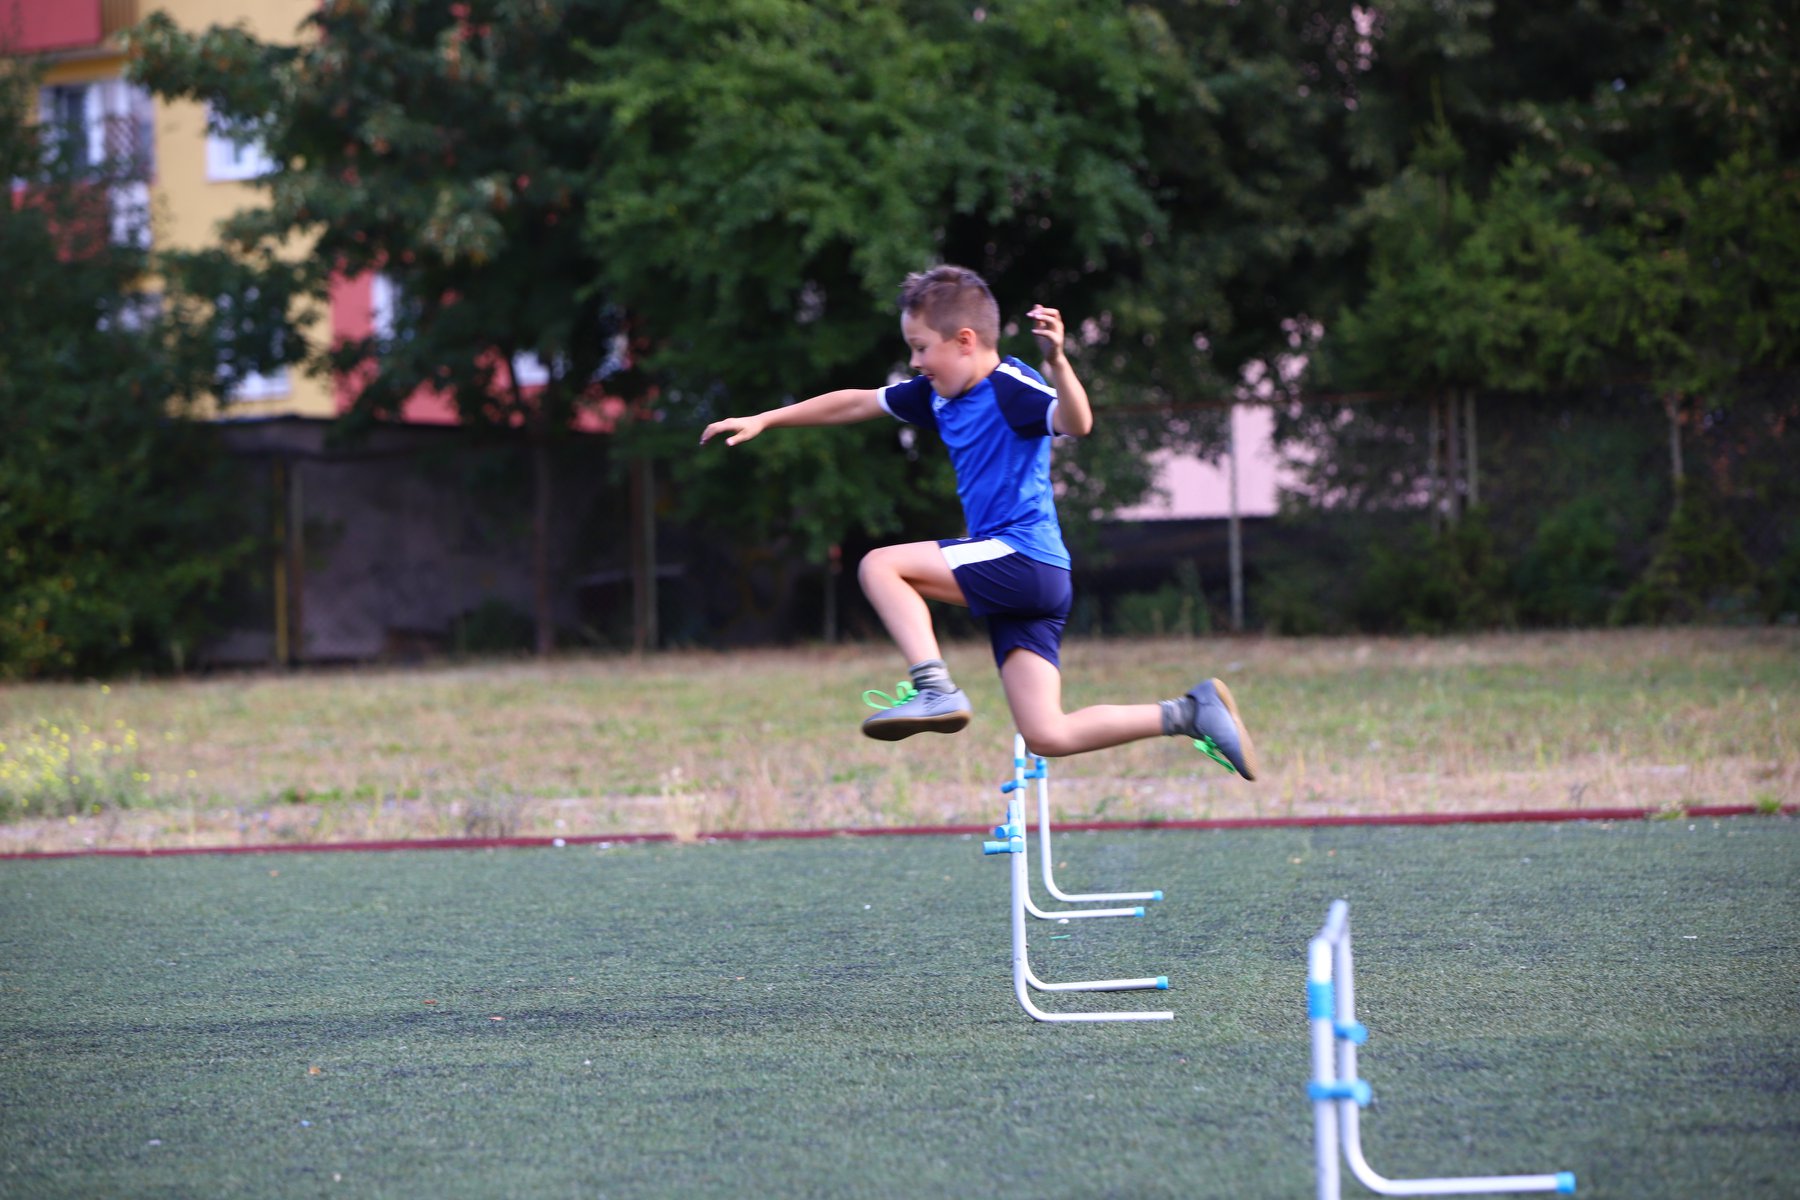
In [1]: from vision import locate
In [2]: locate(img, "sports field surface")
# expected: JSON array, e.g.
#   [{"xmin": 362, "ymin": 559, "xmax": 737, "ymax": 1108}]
[{"xmin": 3, "ymin": 815, "xmax": 1795, "ymax": 1198}]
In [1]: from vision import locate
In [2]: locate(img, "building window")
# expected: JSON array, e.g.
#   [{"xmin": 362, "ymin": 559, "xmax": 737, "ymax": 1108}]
[
  {"xmin": 216, "ymin": 289, "xmax": 291, "ymax": 402},
  {"xmin": 370, "ymin": 272, "xmax": 398, "ymax": 341},
  {"xmin": 228, "ymin": 367, "xmax": 291, "ymax": 401},
  {"xmin": 39, "ymin": 79, "xmax": 154, "ymax": 179},
  {"xmin": 108, "ymin": 180, "xmax": 150, "ymax": 250},
  {"xmin": 512, "ymin": 350, "xmax": 550, "ymax": 388},
  {"xmin": 205, "ymin": 104, "xmax": 276, "ymax": 182}
]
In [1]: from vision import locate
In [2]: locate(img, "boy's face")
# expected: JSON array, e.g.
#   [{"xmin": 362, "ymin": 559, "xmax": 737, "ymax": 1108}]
[{"xmin": 902, "ymin": 311, "xmax": 981, "ymax": 398}]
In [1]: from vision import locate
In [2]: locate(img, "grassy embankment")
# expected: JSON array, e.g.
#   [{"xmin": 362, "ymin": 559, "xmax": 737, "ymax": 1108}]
[{"xmin": 1, "ymin": 628, "xmax": 1793, "ymax": 853}]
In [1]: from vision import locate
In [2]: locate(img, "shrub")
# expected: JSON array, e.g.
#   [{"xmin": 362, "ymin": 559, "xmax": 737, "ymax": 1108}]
[
  {"xmin": 1109, "ymin": 561, "xmax": 1212, "ymax": 637},
  {"xmin": 453, "ymin": 599, "xmax": 538, "ymax": 655},
  {"xmin": 1611, "ymin": 483, "xmax": 1760, "ymax": 625},
  {"xmin": 1515, "ymin": 495, "xmax": 1629, "ymax": 626},
  {"xmin": 1352, "ymin": 512, "xmax": 1512, "ymax": 633}
]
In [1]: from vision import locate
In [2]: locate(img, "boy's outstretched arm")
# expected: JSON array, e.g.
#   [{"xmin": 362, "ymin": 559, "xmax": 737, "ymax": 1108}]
[
  {"xmin": 698, "ymin": 388, "xmax": 883, "ymax": 447},
  {"xmin": 1030, "ymin": 305, "xmax": 1093, "ymax": 438}
]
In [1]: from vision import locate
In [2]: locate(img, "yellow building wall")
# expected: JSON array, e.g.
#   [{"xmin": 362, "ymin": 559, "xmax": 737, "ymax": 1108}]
[{"xmin": 41, "ymin": 0, "xmax": 334, "ymax": 420}]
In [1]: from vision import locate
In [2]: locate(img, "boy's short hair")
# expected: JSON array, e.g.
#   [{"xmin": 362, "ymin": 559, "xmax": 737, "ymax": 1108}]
[{"xmin": 898, "ymin": 265, "xmax": 1000, "ymax": 348}]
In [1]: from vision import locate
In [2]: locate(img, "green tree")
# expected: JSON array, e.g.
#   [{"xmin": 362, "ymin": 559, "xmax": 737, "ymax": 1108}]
[
  {"xmin": 129, "ymin": 1, "xmax": 630, "ymax": 654},
  {"xmin": 569, "ymin": 0, "xmax": 1363, "ymax": 566},
  {"xmin": 125, "ymin": 0, "xmax": 1494, "ymax": 645},
  {"xmin": 1284, "ymin": 0, "xmax": 1798, "ymax": 628},
  {"xmin": 1311, "ymin": 130, "xmax": 1613, "ymax": 518},
  {"xmin": 0, "ymin": 59, "xmax": 255, "ymax": 677},
  {"xmin": 1591, "ymin": 151, "xmax": 1800, "ymax": 492},
  {"xmin": 134, "ymin": 0, "xmax": 1360, "ymax": 645}
]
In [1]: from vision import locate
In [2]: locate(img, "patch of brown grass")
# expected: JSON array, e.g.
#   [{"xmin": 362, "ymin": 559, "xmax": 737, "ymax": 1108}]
[{"xmin": 2, "ymin": 628, "xmax": 1794, "ymax": 853}]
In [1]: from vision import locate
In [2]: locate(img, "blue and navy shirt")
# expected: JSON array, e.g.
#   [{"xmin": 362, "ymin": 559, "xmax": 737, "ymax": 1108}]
[{"xmin": 876, "ymin": 357, "xmax": 1071, "ymax": 570}]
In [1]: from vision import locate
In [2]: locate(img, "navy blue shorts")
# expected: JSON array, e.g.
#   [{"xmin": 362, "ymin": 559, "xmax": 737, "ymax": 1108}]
[{"xmin": 939, "ymin": 538, "xmax": 1072, "ymax": 670}]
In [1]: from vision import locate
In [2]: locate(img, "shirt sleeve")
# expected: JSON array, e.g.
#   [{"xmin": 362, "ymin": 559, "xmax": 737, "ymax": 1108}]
[
  {"xmin": 992, "ymin": 360, "xmax": 1059, "ymax": 438},
  {"xmin": 877, "ymin": 375, "xmax": 936, "ymax": 428}
]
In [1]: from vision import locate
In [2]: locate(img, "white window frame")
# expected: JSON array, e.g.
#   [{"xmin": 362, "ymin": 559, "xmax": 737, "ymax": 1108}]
[
  {"xmin": 370, "ymin": 273, "xmax": 399, "ymax": 341},
  {"xmin": 512, "ymin": 350, "xmax": 551, "ymax": 388},
  {"xmin": 215, "ymin": 289, "xmax": 291, "ymax": 402},
  {"xmin": 108, "ymin": 179, "xmax": 150, "ymax": 250},
  {"xmin": 39, "ymin": 79, "xmax": 154, "ymax": 177},
  {"xmin": 205, "ymin": 103, "xmax": 276, "ymax": 182},
  {"xmin": 228, "ymin": 367, "xmax": 291, "ymax": 402}
]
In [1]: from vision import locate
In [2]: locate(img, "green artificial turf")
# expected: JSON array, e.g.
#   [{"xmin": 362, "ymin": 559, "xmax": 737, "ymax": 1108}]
[{"xmin": 2, "ymin": 817, "xmax": 1797, "ymax": 1198}]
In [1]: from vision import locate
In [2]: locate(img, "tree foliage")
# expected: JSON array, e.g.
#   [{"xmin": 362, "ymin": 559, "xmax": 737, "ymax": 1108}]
[
  {"xmin": 77, "ymin": 0, "xmax": 1800, "ymax": 647},
  {"xmin": 131, "ymin": 2, "xmax": 663, "ymax": 651},
  {"xmin": 0, "ymin": 60, "xmax": 255, "ymax": 678},
  {"xmin": 570, "ymin": 0, "xmax": 1373, "ymax": 554},
  {"xmin": 130, "ymin": 0, "xmax": 1374, "ymax": 574},
  {"xmin": 129, "ymin": 2, "xmax": 624, "ymax": 422},
  {"xmin": 1274, "ymin": 0, "xmax": 1799, "ymax": 624}
]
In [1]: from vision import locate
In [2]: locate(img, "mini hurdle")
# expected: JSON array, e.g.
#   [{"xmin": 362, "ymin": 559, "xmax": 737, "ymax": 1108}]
[
  {"xmin": 1308, "ymin": 900, "xmax": 1576, "ymax": 1198},
  {"xmin": 1013, "ymin": 736, "xmax": 1164, "ymax": 910},
  {"xmin": 1001, "ymin": 735, "xmax": 1159, "ymax": 921},
  {"xmin": 983, "ymin": 735, "xmax": 1172, "ymax": 1023}
]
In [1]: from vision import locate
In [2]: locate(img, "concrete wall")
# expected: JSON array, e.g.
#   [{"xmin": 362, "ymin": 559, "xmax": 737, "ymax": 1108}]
[{"xmin": 203, "ymin": 418, "xmax": 621, "ymax": 664}]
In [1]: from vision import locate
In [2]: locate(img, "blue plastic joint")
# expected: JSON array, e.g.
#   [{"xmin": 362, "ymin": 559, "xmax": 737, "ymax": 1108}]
[
  {"xmin": 1149, "ymin": 891, "xmax": 1165, "ymax": 902},
  {"xmin": 1555, "ymin": 1172, "xmax": 1577, "ymax": 1194},
  {"xmin": 1000, "ymin": 780, "xmax": 1022, "ymax": 794},
  {"xmin": 983, "ymin": 838, "xmax": 1023, "ymax": 855},
  {"xmin": 1154, "ymin": 976, "xmax": 1170, "ymax": 990},
  {"xmin": 1308, "ymin": 979, "xmax": 1335, "ymax": 1020},
  {"xmin": 1334, "ymin": 1021, "xmax": 1369, "ymax": 1045},
  {"xmin": 1024, "ymin": 767, "xmax": 1046, "ymax": 780},
  {"xmin": 1132, "ymin": 906, "xmax": 1146, "ymax": 917},
  {"xmin": 992, "ymin": 822, "xmax": 1022, "ymax": 839},
  {"xmin": 1307, "ymin": 1080, "xmax": 1372, "ymax": 1106}
]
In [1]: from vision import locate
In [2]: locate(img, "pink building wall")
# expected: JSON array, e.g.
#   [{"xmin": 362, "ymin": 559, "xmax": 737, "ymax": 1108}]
[
  {"xmin": 3, "ymin": 0, "xmax": 102, "ymax": 54},
  {"xmin": 1111, "ymin": 405, "xmax": 1291, "ymax": 521}
]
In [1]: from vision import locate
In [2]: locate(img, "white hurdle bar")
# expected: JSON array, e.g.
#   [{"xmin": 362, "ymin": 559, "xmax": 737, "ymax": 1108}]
[
  {"xmin": 1001, "ymin": 736, "xmax": 1151, "ymax": 921},
  {"xmin": 1308, "ymin": 900, "xmax": 1576, "ymax": 1198},
  {"xmin": 1015, "ymin": 735, "xmax": 1164, "ymax": 907},
  {"xmin": 984, "ymin": 738, "xmax": 1172, "ymax": 1023}
]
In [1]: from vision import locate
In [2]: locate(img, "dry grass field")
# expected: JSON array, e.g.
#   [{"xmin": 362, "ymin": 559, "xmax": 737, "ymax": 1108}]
[{"xmin": 2, "ymin": 628, "xmax": 1794, "ymax": 853}]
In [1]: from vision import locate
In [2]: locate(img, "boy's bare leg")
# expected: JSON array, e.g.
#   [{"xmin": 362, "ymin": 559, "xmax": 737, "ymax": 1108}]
[
  {"xmin": 1000, "ymin": 650, "xmax": 1260, "ymax": 777},
  {"xmin": 856, "ymin": 541, "xmax": 967, "ymax": 663},
  {"xmin": 857, "ymin": 542, "xmax": 974, "ymax": 740},
  {"xmin": 999, "ymin": 650, "xmax": 1161, "ymax": 758}
]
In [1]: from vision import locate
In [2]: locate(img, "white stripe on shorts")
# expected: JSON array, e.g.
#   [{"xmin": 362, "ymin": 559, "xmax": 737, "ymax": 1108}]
[{"xmin": 940, "ymin": 538, "xmax": 1017, "ymax": 569}]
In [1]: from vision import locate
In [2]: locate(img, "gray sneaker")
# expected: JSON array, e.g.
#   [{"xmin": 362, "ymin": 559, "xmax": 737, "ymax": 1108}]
[
  {"xmin": 860, "ymin": 684, "xmax": 972, "ymax": 741},
  {"xmin": 1186, "ymin": 678, "xmax": 1259, "ymax": 780}
]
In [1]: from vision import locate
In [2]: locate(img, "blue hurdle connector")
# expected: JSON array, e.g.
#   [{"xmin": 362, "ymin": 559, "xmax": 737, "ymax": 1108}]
[
  {"xmin": 983, "ymin": 819, "xmax": 1025, "ymax": 856},
  {"xmin": 980, "ymin": 733, "xmax": 1172, "ymax": 1022},
  {"xmin": 1308, "ymin": 1080, "xmax": 1373, "ymax": 1106},
  {"xmin": 1308, "ymin": 900, "xmax": 1578, "ymax": 1198}
]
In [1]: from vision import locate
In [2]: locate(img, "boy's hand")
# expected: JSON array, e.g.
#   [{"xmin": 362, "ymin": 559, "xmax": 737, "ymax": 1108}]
[
  {"xmin": 699, "ymin": 414, "xmax": 766, "ymax": 447},
  {"xmin": 1029, "ymin": 305, "xmax": 1067, "ymax": 364}
]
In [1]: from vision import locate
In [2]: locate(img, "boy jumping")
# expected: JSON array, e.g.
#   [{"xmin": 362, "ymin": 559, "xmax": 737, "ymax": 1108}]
[{"xmin": 698, "ymin": 265, "xmax": 1257, "ymax": 778}]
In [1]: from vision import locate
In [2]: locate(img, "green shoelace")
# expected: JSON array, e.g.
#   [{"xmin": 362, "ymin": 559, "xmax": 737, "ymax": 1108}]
[
  {"xmin": 1193, "ymin": 735, "xmax": 1237, "ymax": 774},
  {"xmin": 862, "ymin": 681, "xmax": 918, "ymax": 710}
]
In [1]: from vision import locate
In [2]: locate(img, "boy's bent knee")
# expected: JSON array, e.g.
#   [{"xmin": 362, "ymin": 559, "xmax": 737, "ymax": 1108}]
[
  {"xmin": 1017, "ymin": 720, "xmax": 1078, "ymax": 759},
  {"xmin": 858, "ymin": 547, "xmax": 900, "ymax": 596},
  {"xmin": 858, "ymin": 545, "xmax": 895, "ymax": 579}
]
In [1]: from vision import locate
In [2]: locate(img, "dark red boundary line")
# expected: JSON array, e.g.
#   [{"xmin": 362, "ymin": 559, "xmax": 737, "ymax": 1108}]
[{"xmin": 3, "ymin": 805, "xmax": 1791, "ymax": 861}]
